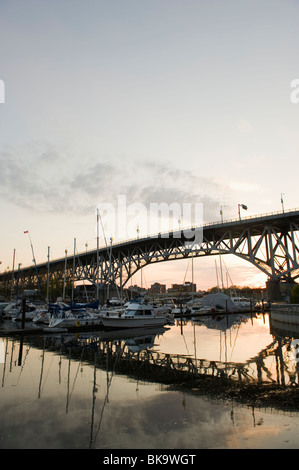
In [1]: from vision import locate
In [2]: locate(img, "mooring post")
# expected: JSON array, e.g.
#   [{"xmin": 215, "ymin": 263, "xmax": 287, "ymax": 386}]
[
  {"xmin": 18, "ymin": 335, "xmax": 24, "ymax": 366},
  {"xmin": 21, "ymin": 297, "xmax": 26, "ymax": 329}
]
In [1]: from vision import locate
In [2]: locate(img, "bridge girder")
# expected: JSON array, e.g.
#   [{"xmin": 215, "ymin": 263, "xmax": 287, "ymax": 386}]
[{"xmin": 2, "ymin": 210, "xmax": 299, "ymax": 296}]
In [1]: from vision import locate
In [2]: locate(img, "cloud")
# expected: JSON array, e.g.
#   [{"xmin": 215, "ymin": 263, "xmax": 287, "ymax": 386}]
[
  {"xmin": 237, "ymin": 119, "xmax": 253, "ymax": 134},
  {"xmin": 229, "ymin": 181, "xmax": 261, "ymax": 192},
  {"xmin": 0, "ymin": 141, "xmax": 233, "ymax": 221}
]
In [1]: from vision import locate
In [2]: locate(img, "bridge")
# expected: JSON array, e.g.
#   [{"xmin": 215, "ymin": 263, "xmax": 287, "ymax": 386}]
[{"xmin": 1, "ymin": 208, "xmax": 299, "ymax": 300}]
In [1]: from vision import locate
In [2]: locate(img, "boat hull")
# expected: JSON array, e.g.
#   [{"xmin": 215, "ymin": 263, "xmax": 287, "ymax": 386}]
[
  {"xmin": 48, "ymin": 315, "xmax": 103, "ymax": 328},
  {"xmin": 99, "ymin": 316, "xmax": 166, "ymax": 330}
]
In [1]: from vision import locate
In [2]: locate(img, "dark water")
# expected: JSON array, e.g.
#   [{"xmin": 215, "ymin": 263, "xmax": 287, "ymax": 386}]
[{"xmin": 1, "ymin": 312, "xmax": 299, "ymax": 449}]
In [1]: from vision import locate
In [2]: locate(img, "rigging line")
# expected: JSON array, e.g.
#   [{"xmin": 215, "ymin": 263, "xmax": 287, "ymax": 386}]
[
  {"xmin": 98, "ymin": 211, "xmax": 108, "ymax": 249},
  {"xmin": 183, "ymin": 258, "xmax": 191, "ymax": 284},
  {"xmin": 221, "ymin": 257, "xmax": 234, "ymax": 288},
  {"xmin": 229, "ymin": 324, "xmax": 241, "ymax": 362}
]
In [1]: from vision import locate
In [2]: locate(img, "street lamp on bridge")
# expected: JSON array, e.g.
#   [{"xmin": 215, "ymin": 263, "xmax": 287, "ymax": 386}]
[
  {"xmin": 281, "ymin": 193, "xmax": 285, "ymax": 213},
  {"xmin": 220, "ymin": 206, "xmax": 225, "ymax": 223},
  {"xmin": 238, "ymin": 203, "xmax": 248, "ymax": 220}
]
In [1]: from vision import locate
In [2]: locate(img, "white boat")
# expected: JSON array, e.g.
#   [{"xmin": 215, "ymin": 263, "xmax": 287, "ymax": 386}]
[
  {"xmin": 98, "ymin": 302, "xmax": 167, "ymax": 329},
  {"xmin": 200, "ymin": 293, "xmax": 237, "ymax": 313},
  {"xmin": 32, "ymin": 309, "xmax": 52, "ymax": 324},
  {"xmin": 231, "ymin": 296, "xmax": 252, "ymax": 310},
  {"xmin": 3, "ymin": 300, "xmax": 38, "ymax": 320},
  {"xmin": 188, "ymin": 302, "xmax": 216, "ymax": 316},
  {"xmin": 48, "ymin": 311, "xmax": 103, "ymax": 329}
]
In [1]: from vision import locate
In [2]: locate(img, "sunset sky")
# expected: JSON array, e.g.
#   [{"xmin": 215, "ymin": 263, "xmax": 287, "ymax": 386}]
[{"xmin": 1, "ymin": 0, "xmax": 299, "ymax": 290}]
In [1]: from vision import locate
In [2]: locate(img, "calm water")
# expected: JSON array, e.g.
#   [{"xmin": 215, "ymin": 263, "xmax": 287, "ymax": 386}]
[{"xmin": 1, "ymin": 311, "xmax": 299, "ymax": 450}]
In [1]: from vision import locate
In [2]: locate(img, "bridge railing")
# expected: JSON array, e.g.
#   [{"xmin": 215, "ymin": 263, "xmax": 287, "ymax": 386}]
[{"xmin": 4, "ymin": 207, "xmax": 299, "ymax": 273}]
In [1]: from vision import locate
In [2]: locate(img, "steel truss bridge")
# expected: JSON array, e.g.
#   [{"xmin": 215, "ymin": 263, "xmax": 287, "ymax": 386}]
[{"xmin": 1, "ymin": 208, "xmax": 299, "ymax": 298}]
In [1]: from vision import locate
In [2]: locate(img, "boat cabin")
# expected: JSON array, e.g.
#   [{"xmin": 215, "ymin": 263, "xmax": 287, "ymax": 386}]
[{"xmin": 123, "ymin": 304, "xmax": 155, "ymax": 317}]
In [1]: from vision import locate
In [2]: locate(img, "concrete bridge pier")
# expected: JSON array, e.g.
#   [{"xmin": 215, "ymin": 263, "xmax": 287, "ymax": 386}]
[{"xmin": 266, "ymin": 279, "xmax": 282, "ymax": 302}]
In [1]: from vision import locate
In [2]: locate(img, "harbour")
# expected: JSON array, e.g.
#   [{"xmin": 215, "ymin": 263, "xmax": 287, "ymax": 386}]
[
  {"xmin": 1, "ymin": 306, "xmax": 299, "ymax": 449},
  {"xmin": 1, "ymin": 0, "xmax": 299, "ymax": 454},
  {"xmin": 1, "ymin": 208, "xmax": 299, "ymax": 451}
]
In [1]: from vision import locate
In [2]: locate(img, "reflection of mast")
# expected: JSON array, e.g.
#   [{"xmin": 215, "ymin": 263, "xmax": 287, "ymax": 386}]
[
  {"xmin": 38, "ymin": 342, "xmax": 45, "ymax": 399},
  {"xmin": 66, "ymin": 348, "xmax": 84, "ymax": 414},
  {"xmin": 66, "ymin": 355, "xmax": 71, "ymax": 413},
  {"xmin": 89, "ymin": 353, "xmax": 98, "ymax": 449},
  {"xmin": 90, "ymin": 341, "xmax": 124, "ymax": 449},
  {"xmin": 58, "ymin": 350, "xmax": 62, "ymax": 384},
  {"xmin": 1, "ymin": 339, "xmax": 8, "ymax": 388}
]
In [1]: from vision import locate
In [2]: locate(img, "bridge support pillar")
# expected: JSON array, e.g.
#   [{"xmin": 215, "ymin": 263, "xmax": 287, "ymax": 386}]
[{"xmin": 266, "ymin": 279, "xmax": 282, "ymax": 302}]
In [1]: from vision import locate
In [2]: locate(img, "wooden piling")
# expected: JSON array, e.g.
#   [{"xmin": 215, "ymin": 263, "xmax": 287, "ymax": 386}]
[{"xmin": 21, "ymin": 297, "xmax": 26, "ymax": 329}]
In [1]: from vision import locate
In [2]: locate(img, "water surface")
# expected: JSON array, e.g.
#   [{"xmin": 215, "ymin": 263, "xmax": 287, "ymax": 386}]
[{"xmin": 1, "ymin": 312, "xmax": 299, "ymax": 449}]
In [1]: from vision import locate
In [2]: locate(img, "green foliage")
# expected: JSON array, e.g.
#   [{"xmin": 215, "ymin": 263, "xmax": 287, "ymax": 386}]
[{"xmin": 290, "ymin": 284, "xmax": 299, "ymax": 304}]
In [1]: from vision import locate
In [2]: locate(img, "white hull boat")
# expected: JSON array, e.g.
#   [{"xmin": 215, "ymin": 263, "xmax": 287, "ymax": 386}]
[
  {"xmin": 32, "ymin": 310, "xmax": 51, "ymax": 324},
  {"xmin": 231, "ymin": 296, "xmax": 252, "ymax": 310},
  {"xmin": 98, "ymin": 303, "xmax": 167, "ymax": 330},
  {"xmin": 48, "ymin": 312, "xmax": 103, "ymax": 329},
  {"xmin": 3, "ymin": 301, "xmax": 38, "ymax": 320}
]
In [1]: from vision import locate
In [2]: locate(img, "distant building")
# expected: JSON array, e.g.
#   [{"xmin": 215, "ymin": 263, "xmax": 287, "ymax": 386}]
[
  {"xmin": 128, "ymin": 285, "xmax": 147, "ymax": 295},
  {"xmin": 167, "ymin": 282, "xmax": 196, "ymax": 295},
  {"xmin": 149, "ymin": 282, "xmax": 166, "ymax": 294}
]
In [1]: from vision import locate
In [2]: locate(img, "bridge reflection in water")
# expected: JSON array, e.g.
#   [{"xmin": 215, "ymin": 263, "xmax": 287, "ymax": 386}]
[
  {"xmin": 2, "ymin": 312, "xmax": 299, "ymax": 450},
  {"xmin": 11, "ymin": 313, "xmax": 299, "ymax": 392}
]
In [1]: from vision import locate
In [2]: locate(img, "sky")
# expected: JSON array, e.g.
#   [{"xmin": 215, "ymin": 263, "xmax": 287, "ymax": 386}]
[{"xmin": 0, "ymin": 0, "xmax": 299, "ymax": 290}]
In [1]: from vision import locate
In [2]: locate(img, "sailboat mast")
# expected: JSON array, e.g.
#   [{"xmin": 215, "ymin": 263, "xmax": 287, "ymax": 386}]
[
  {"xmin": 72, "ymin": 238, "xmax": 76, "ymax": 302},
  {"xmin": 24, "ymin": 231, "xmax": 41, "ymax": 295},
  {"xmin": 10, "ymin": 248, "xmax": 16, "ymax": 300},
  {"xmin": 63, "ymin": 249, "xmax": 67, "ymax": 299},
  {"xmin": 96, "ymin": 209, "xmax": 99, "ymax": 301},
  {"xmin": 46, "ymin": 246, "xmax": 50, "ymax": 303}
]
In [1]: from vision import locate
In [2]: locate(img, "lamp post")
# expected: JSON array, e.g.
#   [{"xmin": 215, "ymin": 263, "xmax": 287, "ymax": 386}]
[
  {"xmin": 220, "ymin": 206, "xmax": 225, "ymax": 223},
  {"xmin": 238, "ymin": 203, "xmax": 248, "ymax": 220},
  {"xmin": 63, "ymin": 249, "xmax": 68, "ymax": 299},
  {"xmin": 281, "ymin": 193, "xmax": 285, "ymax": 213}
]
